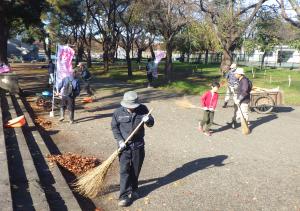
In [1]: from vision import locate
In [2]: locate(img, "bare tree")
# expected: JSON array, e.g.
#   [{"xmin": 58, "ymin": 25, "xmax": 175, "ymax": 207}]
[
  {"xmin": 118, "ymin": 1, "xmax": 144, "ymax": 77},
  {"xmin": 198, "ymin": 0, "xmax": 268, "ymax": 73},
  {"xmin": 86, "ymin": 0, "xmax": 122, "ymax": 72},
  {"xmin": 135, "ymin": 32, "xmax": 155, "ymax": 63},
  {"xmin": 278, "ymin": 0, "xmax": 300, "ymax": 28},
  {"xmin": 145, "ymin": 0, "xmax": 193, "ymax": 82}
]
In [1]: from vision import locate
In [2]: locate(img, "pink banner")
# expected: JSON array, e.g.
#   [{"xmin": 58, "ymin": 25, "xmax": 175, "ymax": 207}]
[
  {"xmin": 0, "ymin": 64, "xmax": 11, "ymax": 73},
  {"xmin": 154, "ymin": 51, "xmax": 166, "ymax": 64},
  {"xmin": 56, "ymin": 45, "xmax": 75, "ymax": 89}
]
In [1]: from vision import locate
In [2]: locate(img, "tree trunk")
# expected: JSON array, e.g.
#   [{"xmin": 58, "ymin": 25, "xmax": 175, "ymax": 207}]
[
  {"xmin": 76, "ymin": 43, "xmax": 84, "ymax": 65},
  {"xmin": 197, "ymin": 52, "xmax": 202, "ymax": 64},
  {"xmin": 137, "ymin": 49, "xmax": 143, "ymax": 63},
  {"xmin": 87, "ymin": 48, "xmax": 92, "ymax": 68},
  {"xmin": 260, "ymin": 51, "xmax": 266, "ymax": 70},
  {"xmin": 0, "ymin": 4, "xmax": 8, "ymax": 64},
  {"xmin": 103, "ymin": 37, "xmax": 110, "ymax": 72},
  {"xmin": 220, "ymin": 49, "xmax": 233, "ymax": 73},
  {"xmin": 126, "ymin": 49, "xmax": 132, "ymax": 77},
  {"xmin": 150, "ymin": 45, "xmax": 155, "ymax": 59},
  {"xmin": 87, "ymin": 34, "xmax": 92, "ymax": 68},
  {"xmin": 205, "ymin": 49, "xmax": 209, "ymax": 65},
  {"xmin": 164, "ymin": 42, "xmax": 173, "ymax": 83}
]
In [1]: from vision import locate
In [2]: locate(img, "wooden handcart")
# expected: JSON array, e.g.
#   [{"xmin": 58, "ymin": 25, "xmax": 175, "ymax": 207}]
[{"xmin": 250, "ymin": 87, "xmax": 283, "ymax": 114}]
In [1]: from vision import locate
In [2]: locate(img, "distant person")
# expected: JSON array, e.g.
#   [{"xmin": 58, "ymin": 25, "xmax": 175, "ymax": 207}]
[
  {"xmin": 145, "ymin": 58, "xmax": 155, "ymax": 88},
  {"xmin": 77, "ymin": 62, "xmax": 93, "ymax": 96},
  {"xmin": 57, "ymin": 71, "xmax": 80, "ymax": 124},
  {"xmin": 198, "ymin": 81, "xmax": 220, "ymax": 136},
  {"xmin": 223, "ymin": 63, "xmax": 239, "ymax": 108},
  {"xmin": 48, "ymin": 60, "xmax": 55, "ymax": 85},
  {"xmin": 231, "ymin": 68, "xmax": 252, "ymax": 128},
  {"xmin": 111, "ymin": 91, "xmax": 154, "ymax": 207}
]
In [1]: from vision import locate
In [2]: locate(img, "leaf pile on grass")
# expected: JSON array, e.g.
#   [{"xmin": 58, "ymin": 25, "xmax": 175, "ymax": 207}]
[{"xmin": 46, "ymin": 153, "xmax": 101, "ymax": 175}]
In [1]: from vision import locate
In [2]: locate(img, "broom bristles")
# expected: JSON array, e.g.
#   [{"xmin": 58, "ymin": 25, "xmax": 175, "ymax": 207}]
[
  {"xmin": 73, "ymin": 150, "xmax": 119, "ymax": 198},
  {"xmin": 241, "ymin": 118, "xmax": 250, "ymax": 135},
  {"xmin": 175, "ymin": 98, "xmax": 197, "ymax": 109}
]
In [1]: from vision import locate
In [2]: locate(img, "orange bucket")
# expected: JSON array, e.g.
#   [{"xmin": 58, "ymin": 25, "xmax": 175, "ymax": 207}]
[
  {"xmin": 4, "ymin": 115, "xmax": 26, "ymax": 128},
  {"xmin": 81, "ymin": 97, "xmax": 93, "ymax": 103}
]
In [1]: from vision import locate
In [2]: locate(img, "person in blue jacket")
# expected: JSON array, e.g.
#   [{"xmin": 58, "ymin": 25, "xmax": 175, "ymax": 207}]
[{"xmin": 57, "ymin": 71, "xmax": 80, "ymax": 124}]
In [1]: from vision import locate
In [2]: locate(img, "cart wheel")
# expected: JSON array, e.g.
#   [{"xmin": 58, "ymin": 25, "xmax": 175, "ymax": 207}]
[
  {"xmin": 253, "ymin": 96, "xmax": 275, "ymax": 114},
  {"xmin": 36, "ymin": 97, "xmax": 46, "ymax": 107}
]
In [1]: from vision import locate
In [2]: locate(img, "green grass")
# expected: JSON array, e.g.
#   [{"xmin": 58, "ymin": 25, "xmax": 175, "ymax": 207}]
[{"xmin": 91, "ymin": 61, "xmax": 300, "ymax": 105}]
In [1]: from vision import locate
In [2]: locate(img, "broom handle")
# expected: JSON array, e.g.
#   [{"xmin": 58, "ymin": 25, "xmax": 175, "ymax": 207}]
[
  {"xmin": 232, "ymin": 89, "xmax": 245, "ymax": 121},
  {"xmin": 236, "ymin": 103, "xmax": 246, "ymax": 122},
  {"xmin": 119, "ymin": 108, "xmax": 153, "ymax": 151}
]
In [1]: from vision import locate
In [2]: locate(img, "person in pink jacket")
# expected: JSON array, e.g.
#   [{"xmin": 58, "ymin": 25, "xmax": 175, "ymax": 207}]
[{"xmin": 198, "ymin": 81, "xmax": 220, "ymax": 136}]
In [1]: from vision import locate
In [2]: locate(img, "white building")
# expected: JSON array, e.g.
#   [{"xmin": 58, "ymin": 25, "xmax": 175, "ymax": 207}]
[{"xmin": 237, "ymin": 45, "xmax": 300, "ymax": 68}]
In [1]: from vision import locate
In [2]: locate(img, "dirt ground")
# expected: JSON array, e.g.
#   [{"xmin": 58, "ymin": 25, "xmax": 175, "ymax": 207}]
[{"xmin": 16, "ymin": 64, "xmax": 300, "ymax": 211}]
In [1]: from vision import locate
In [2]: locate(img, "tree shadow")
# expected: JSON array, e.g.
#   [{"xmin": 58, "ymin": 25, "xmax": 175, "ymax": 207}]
[
  {"xmin": 19, "ymin": 94, "xmax": 97, "ymax": 211},
  {"xmin": 75, "ymin": 113, "xmax": 112, "ymax": 123},
  {"xmin": 103, "ymin": 155, "xmax": 228, "ymax": 199}
]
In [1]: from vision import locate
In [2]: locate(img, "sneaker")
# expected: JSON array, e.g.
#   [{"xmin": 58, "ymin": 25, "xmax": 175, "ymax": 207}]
[
  {"xmin": 204, "ymin": 131, "xmax": 211, "ymax": 136},
  {"xmin": 118, "ymin": 197, "xmax": 131, "ymax": 207},
  {"xmin": 130, "ymin": 191, "xmax": 139, "ymax": 199},
  {"xmin": 222, "ymin": 102, "xmax": 228, "ymax": 108},
  {"xmin": 59, "ymin": 117, "xmax": 64, "ymax": 122}
]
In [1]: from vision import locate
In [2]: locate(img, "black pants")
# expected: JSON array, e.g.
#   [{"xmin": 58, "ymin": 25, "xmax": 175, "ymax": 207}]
[
  {"xmin": 83, "ymin": 80, "xmax": 93, "ymax": 96},
  {"xmin": 61, "ymin": 96, "xmax": 75, "ymax": 120},
  {"xmin": 147, "ymin": 73, "xmax": 153, "ymax": 86},
  {"xmin": 119, "ymin": 147, "xmax": 145, "ymax": 199},
  {"xmin": 200, "ymin": 110, "xmax": 214, "ymax": 132}
]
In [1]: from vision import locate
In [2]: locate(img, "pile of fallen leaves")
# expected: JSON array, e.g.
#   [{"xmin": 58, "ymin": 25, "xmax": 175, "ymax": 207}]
[
  {"xmin": 35, "ymin": 117, "xmax": 52, "ymax": 129},
  {"xmin": 46, "ymin": 152, "xmax": 100, "ymax": 175}
]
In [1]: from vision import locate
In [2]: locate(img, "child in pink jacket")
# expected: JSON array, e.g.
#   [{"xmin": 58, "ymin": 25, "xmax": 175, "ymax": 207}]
[{"xmin": 198, "ymin": 81, "xmax": 220, "ymax": 136}]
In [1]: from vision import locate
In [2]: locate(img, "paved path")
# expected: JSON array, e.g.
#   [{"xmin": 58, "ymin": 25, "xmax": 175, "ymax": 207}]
[
  {"xmin": 50, "ymin": 81, "xmax": 300, "ymax": 211},
  {"xmin": 15, "ymin": 64, "xmax": 300, "ymax": 210}
]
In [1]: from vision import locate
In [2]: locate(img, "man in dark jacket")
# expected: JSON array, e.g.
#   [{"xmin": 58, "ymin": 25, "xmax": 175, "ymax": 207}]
[
  {"xmin": 232, "ymin": 68, "xmax": 251, "ymax": 128},
  {"xmin": 77, "ymin": 62, "xmax": 93, "ymax": 96},
  {"xmin": 57, "ymin": 71, "xmax": 80, "ymax": 124},
  {"xmin": 111, "ymin": 91, "xmax": 154, "ymax": 207}
]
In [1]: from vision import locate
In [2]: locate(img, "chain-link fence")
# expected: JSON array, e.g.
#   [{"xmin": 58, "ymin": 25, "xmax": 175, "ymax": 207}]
[{"xmin": 182, "ymin": 52, "xmax": 300, "ymax": 69}]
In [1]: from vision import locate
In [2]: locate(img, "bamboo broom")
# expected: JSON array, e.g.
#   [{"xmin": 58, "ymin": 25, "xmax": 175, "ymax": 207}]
[
  {"xmin": 73, "ymin": 109, "xmax": 153, "ymax": 198},
  {"xmin": 175, "ymin": 98, "xmax": 217, "ymax": 111}
]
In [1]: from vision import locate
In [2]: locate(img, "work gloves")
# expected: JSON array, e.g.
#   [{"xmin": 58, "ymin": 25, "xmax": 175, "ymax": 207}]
[
  {"xmin": 118, "ymin": 140, "xmax": 126, "ymax": 150},
  {"xmin": 142, "ymin": 115, "xmax": 149, "ymax": 123}
]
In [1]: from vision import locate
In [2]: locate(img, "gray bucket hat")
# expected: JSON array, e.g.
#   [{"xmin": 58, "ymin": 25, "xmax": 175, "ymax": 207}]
[{"xmin": 121, "ymin": 91, "xmax": 140, "ymax": 109}]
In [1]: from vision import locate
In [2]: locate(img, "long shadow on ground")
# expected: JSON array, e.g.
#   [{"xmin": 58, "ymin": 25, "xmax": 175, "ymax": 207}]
[
  {"xmin": 104, "ymin": 155, "xmax": 228, "ymax": 199},
  {"xmin": 19, "ymin": 94, "xmax": 98, "ymax": 211}
]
